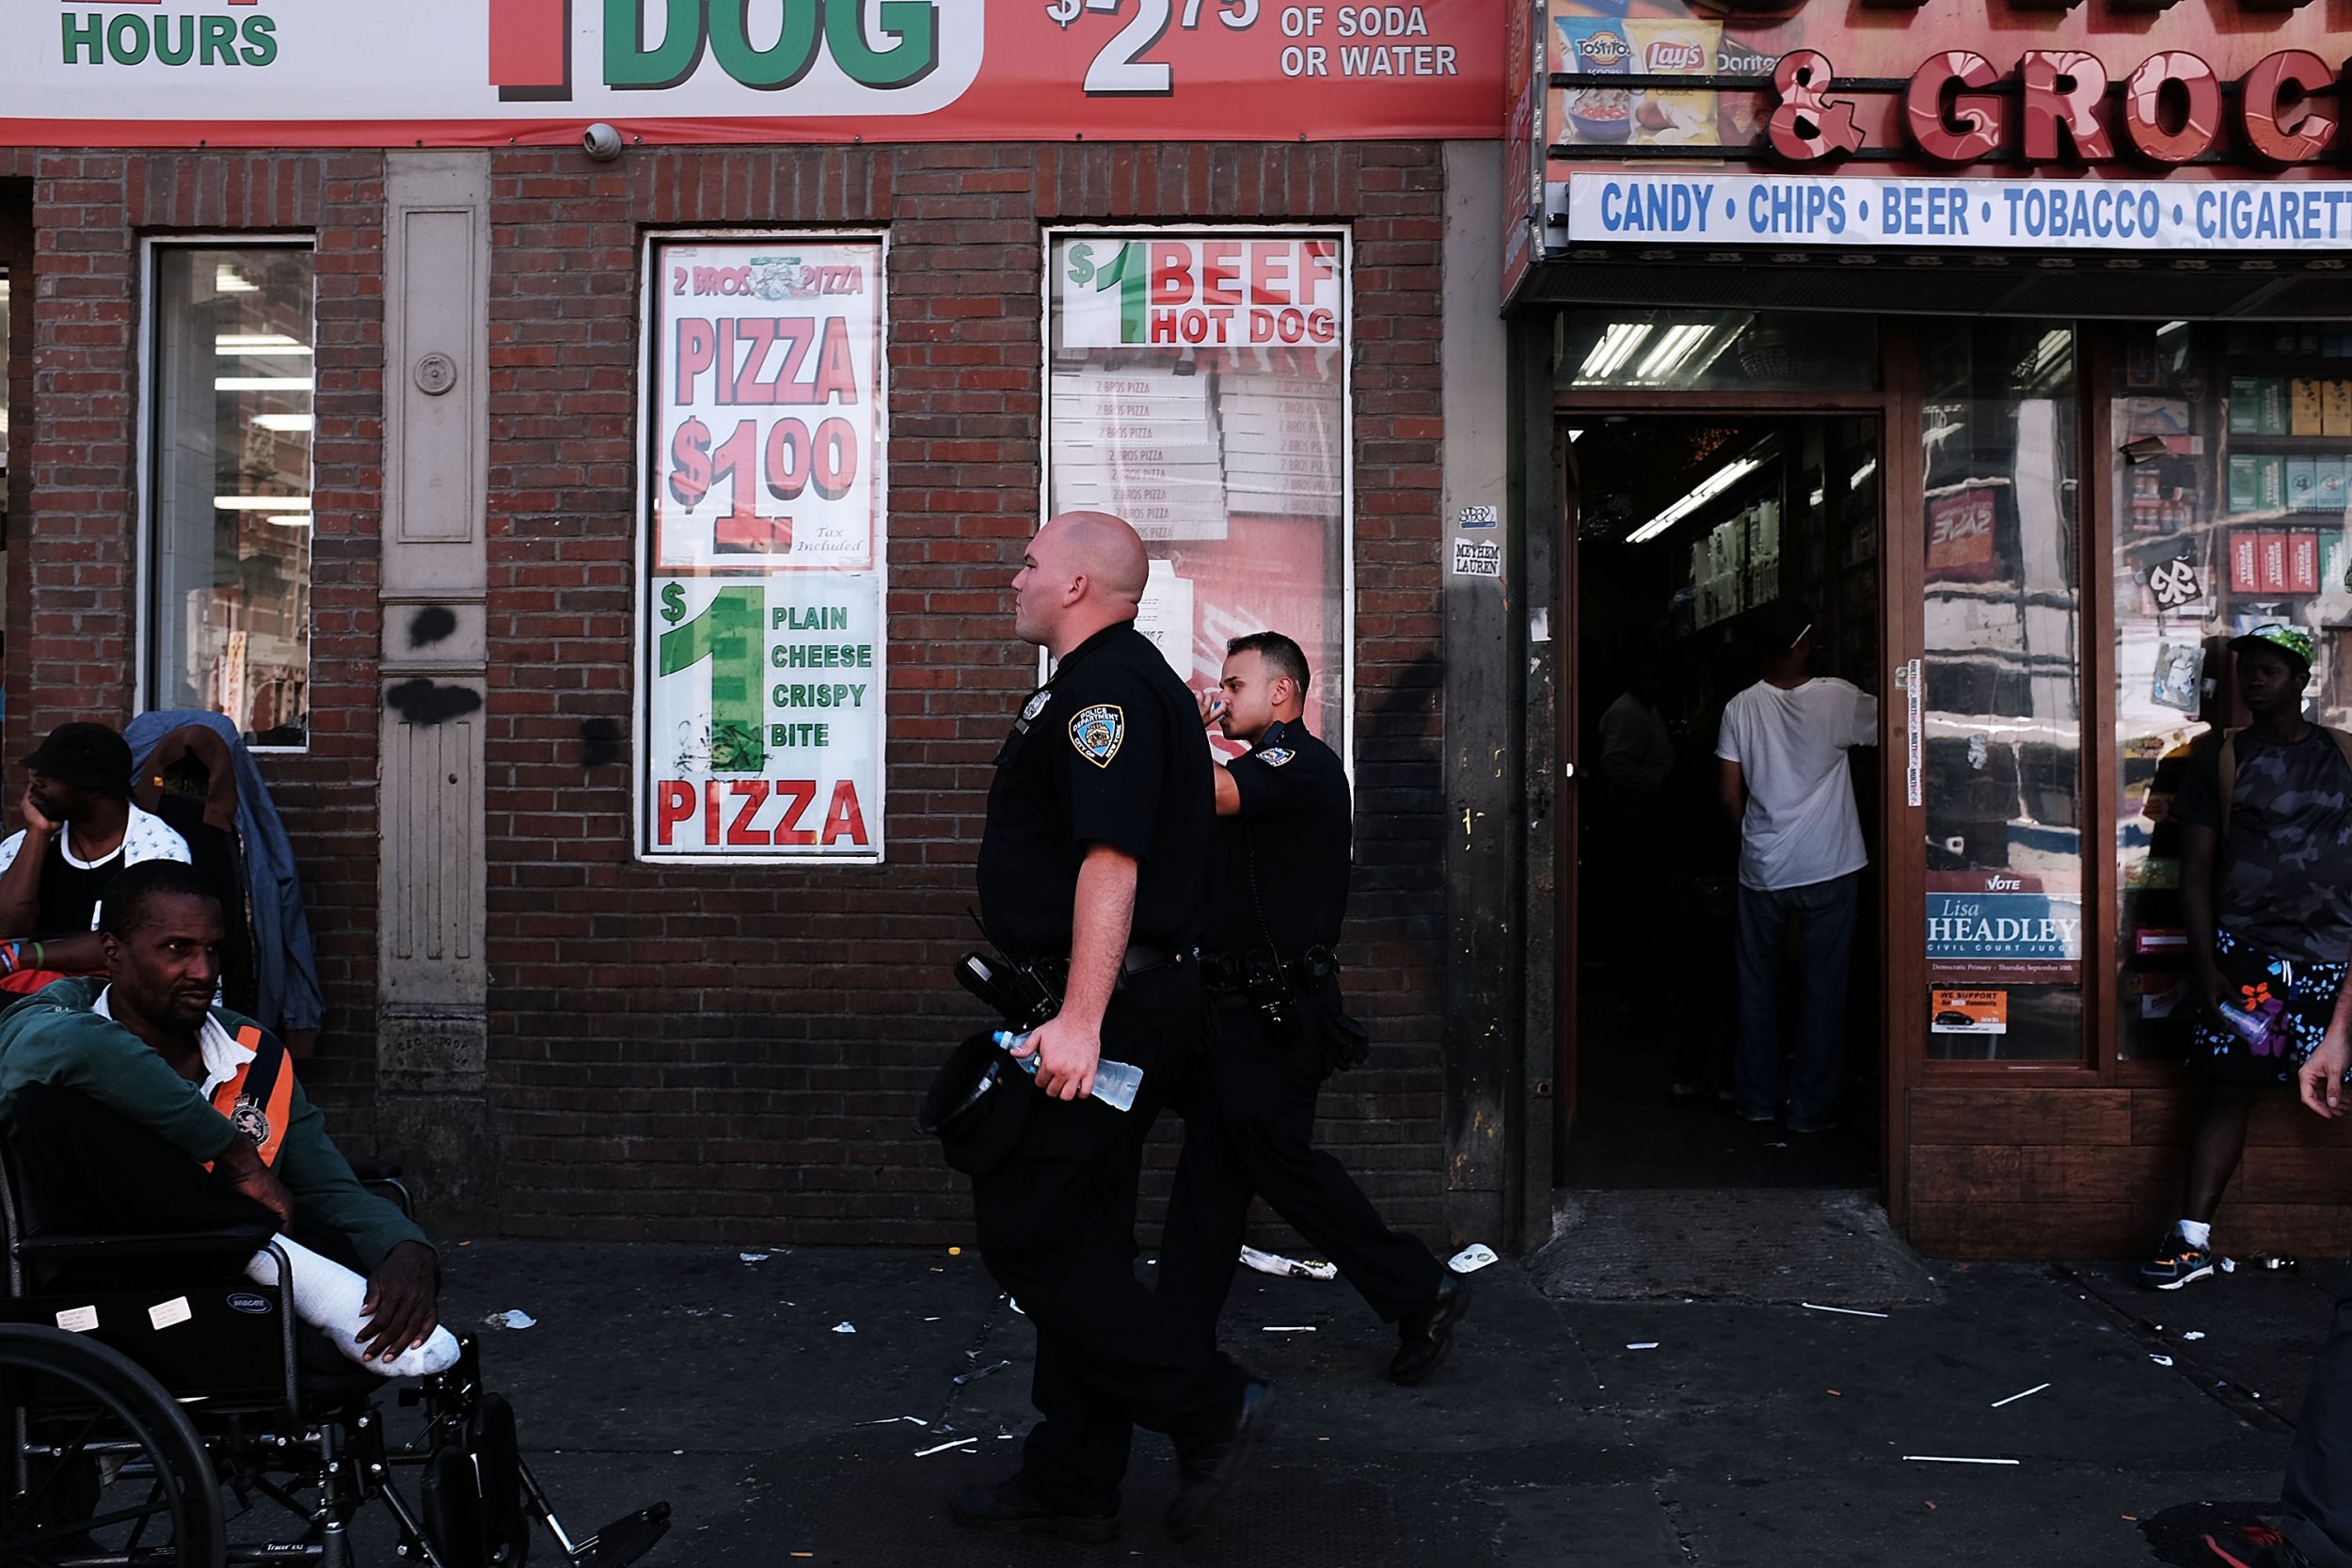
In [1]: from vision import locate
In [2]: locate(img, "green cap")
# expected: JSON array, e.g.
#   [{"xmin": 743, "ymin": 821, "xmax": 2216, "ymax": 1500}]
[{"xmin": 2230, "ymin": 623, "xmax": 2315, "ymax": 674}]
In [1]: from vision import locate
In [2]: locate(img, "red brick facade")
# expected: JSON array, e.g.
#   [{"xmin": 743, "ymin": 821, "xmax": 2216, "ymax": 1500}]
[{"xmin": 0, "ymin": 143, "xmax": 1453, "ymax": 1244}]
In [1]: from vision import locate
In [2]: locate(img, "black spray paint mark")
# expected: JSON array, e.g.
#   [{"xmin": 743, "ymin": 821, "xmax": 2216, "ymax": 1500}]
[
  {"xmin": 580, "ymin": 718, "xmax": 622, "ymax": 768},
  {"xmin": 386, "ymin": 679, "xmax": 484, "ymax": 726},
  {"xmin": 407, "ymin": 606, "xmax": 458, "ymax": 648}
]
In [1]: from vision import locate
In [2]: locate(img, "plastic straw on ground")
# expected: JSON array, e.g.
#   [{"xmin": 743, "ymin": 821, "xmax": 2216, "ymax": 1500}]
[
  {"xmin": 1801, "ymin": 1302, "xmax": 1890, "ymax": 1319},
  {"xmin": 1990, "ymin": 1383, "xmax": 2049, "ymax": 1408}
]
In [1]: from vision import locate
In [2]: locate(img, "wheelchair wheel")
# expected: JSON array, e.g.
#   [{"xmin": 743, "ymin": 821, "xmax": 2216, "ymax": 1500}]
[{"xmin": 0, "ymin": 1323, "xmax": 226, "ymax": 1568}]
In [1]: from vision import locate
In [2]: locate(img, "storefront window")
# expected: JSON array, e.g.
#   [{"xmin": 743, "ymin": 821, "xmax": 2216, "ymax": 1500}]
[
  {"xmin": 1922, "ymin": 322, "xmax": 2083, "ymax": 1062},
  {"xmin": 1044, "ymin": 231, "xmax": 1351, "ymax": 753},
  {"xmin": 2113, "ymin": 324, "xmax": 2352, "ymax": 1059},
  {"xmin": 146, "ymin": 245, "xmax": 313, "ymax": 749},
  {"xmin": 1560, "ymin": 310, "xmax": 1879, "ymax": 393}
]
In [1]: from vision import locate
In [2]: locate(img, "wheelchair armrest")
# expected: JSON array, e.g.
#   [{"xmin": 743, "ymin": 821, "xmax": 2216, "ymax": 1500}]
[{"xmin": 12, "ymin": 1224, "xmax": 276, "ymax": 1263}]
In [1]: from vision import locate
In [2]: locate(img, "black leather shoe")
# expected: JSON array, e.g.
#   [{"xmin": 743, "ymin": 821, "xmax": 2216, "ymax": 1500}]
[
  {"xmin": 1165, "ymin": 1380, "xmax": 1276, "ymax": 1542},
  {"xmin": 1389, "ymin": 1271, "xmax": 1471, "ymax": 1386},
  {"xmin": 950, "ymin": 1476, "xmax": 1120, "ymax": 1544}
]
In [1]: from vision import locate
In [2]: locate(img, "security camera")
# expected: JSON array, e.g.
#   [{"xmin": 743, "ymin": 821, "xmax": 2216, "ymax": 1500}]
[{"xmin": 582, "ymin": 123, "xmax": 624, "ymax": 163}]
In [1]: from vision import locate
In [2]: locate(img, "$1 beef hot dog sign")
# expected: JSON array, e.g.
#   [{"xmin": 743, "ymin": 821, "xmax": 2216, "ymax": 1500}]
[{"xmin": 639, "ymin": 236, "xmax": 887, "ymax": 863}]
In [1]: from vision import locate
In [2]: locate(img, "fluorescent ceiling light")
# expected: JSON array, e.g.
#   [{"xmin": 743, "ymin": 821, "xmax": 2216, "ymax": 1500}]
[
  {"xmin": 1627, "ymin": 456, "xmax": 1762, "ymax": 545},
  {"xmin": 214, "ymin": 265, "xmax": 259, "ymax": 294},
  {"xmin": 266, "ymin": 514, "xmax": 314, "ymax": 529},
  {"xmin": 1578, "ymin": 323, "xmax": 1653, "ymax": 382},
  {"xmin": 216, "ymin": 333, "xmax": 311, "ymax": 357},
  {"xmin": 214, "ymin": 496, "xmax": 312, "ymax": 511},
  {"xmin": 252, "ymin": 414, "xmax": 314, "ymax": 433},
  {"xmin": 1850, "ymin": 458, "xmax": 1878, "ymax": 490},
  {"xmin": 1635, "ymin": 324, "xmax": 1712, "ymax": 382},
  {"xmin": 214, "ymin": 377, "xmax": 312, "ymax": 392}
]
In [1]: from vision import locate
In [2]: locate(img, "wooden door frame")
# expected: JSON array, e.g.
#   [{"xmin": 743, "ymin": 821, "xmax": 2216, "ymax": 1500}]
[{"xmin": 1552, "ymin": 372, "xmax": 1919, "ymax": 1219}]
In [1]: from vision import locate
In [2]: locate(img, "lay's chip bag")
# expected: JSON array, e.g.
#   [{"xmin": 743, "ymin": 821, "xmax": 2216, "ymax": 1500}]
[{"xmin": 1626, "ymin": 19, "xmax": 1721, "ymax": 148}]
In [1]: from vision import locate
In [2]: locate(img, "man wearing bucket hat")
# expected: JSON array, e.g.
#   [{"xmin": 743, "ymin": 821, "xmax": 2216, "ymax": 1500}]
[
  {"xmin": 2147, "ymin": 623, "xmax": 2352, "ymax": 1292},
  {"xmin": 0, "ymin": 721, "xmax": 191, "ymax": 979}
]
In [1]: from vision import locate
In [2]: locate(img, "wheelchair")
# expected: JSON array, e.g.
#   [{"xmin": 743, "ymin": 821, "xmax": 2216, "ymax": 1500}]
[{"xmin": 0, "ymin": 1145, "xmax": 672, "ymax": 1567}]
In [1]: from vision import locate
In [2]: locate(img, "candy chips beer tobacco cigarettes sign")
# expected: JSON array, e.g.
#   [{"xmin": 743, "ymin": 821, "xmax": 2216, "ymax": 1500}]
[{"xmin": 0, "ymin": 0, "xmax": 1501, "ymax": 145}]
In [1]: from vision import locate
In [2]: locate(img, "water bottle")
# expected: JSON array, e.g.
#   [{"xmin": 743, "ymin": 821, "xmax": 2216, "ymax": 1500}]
[{"xmin": 993, "ymin": 1029, "xmax": 1143, "ymax": 1113}]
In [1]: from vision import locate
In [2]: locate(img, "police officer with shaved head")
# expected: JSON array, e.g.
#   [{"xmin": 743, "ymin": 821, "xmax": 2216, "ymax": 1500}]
[{"xmin": 952, "ymin": 511, "xmax": 1271, "ymax": 1547}]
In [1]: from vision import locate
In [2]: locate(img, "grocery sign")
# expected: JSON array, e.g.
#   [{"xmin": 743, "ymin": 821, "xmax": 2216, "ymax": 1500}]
[{"xmin": 1, "ymin": 0, "xmax": 1502, "ymax": 146}]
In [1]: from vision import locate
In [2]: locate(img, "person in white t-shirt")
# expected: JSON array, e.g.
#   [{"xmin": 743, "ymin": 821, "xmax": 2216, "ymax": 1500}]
[{"xmin": 1714, "ymin": 602, "xmax": 1878, "ymax": 1133}]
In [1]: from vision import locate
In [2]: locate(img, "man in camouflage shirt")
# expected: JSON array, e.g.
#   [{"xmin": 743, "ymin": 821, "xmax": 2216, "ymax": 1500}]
[{"xmin": 2145, "ymin": 624, "xmax": 2352, "ymax": 1291}]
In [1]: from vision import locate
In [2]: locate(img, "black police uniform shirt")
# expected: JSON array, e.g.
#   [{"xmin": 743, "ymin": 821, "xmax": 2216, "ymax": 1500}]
[
  {"xmin": 977, "ymin": 621, "xmax": 1212, "ymax": 959},
  {"xmin": 1206, "ymin": 718, "xmax": 1350, "ymax": 959}
]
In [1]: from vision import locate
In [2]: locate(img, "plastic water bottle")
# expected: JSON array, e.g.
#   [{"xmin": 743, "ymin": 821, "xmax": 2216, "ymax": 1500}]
[{"xmin": 992, "ymin": 1029, "xmax": 1143, "ymax": 1113}]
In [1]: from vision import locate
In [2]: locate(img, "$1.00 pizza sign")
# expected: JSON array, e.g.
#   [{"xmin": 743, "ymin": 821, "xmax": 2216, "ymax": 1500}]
[{"xmin": 638, "ymin": 236, "xmax": 887, "ymax": 863}]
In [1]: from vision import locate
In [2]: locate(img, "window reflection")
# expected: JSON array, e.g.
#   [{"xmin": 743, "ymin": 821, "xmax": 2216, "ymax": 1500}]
[
  {"xmin": 1921, "ymin": 323, "xmax": 2084, "ymax": 1063},
  {"xmin": 149, "ymin": 246, "xmax": 312, "ymax": 748}
]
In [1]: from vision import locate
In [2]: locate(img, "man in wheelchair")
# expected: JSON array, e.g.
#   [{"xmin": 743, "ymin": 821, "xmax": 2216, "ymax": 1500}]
[{"xmin": 0, "ymin": 861, "xmax": 670, "ymax": 1566}]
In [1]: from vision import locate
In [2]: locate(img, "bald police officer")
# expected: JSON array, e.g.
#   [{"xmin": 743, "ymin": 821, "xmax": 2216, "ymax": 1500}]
[
  {"xmin": 1159, "ymin": 632, "xmax": 1469, "ymax": 1383},
  {"xmin": 953, "ymin": 512, "xmax": 1273, "ymax": 1546}
]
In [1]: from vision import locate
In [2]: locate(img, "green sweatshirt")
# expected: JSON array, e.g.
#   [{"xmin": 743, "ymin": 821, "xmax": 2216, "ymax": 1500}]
[{"xmin": 0, "ymin": 978, "xmax": 427, "ymax": 1272}]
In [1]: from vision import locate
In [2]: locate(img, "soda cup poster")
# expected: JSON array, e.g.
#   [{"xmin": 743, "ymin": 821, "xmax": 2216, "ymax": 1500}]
[{"xmin": 638, "ymin": 236, "xmax": 886, "ymax": 862}]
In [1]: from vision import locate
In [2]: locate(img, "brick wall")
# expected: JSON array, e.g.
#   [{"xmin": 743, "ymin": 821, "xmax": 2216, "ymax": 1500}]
[
  {"xmin": 482, "ymin": 141, "xmax": 1452, "ymax": 1243},
  {"xmin": 7, "ymin": 150, "xmax": 388, "ymax": 1132},
  {"xmin": 3, "ymin": 139, "xmax": 1453, "ymax": 1244}
]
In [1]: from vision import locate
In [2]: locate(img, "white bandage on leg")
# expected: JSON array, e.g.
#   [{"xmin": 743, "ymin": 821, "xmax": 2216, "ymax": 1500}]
[{"xmin": 243, "ymin": 1236, "xmax": 460, "ymax": 1378}]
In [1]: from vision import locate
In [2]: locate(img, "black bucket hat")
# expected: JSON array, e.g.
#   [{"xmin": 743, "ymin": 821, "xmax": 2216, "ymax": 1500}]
[
  {"xmin": 917, "ymin": 1031, "xmax": 1033, "ymax": 1177},
  {"xmin": 24, "ymin": 722, "xmax": 134, "ymax": 800}
]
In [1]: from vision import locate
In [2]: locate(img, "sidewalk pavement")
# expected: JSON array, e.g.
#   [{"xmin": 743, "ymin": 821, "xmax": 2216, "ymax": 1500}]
[{"xmin": 378, "ymin": 1231, "xmax": 2342, "ymax": 1567}]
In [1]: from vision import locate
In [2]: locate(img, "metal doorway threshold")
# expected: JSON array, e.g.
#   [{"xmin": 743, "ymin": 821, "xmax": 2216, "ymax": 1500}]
[{"xmin": 1531, "ymin": 1188, "xmax": 1940, "ymax": 1309}]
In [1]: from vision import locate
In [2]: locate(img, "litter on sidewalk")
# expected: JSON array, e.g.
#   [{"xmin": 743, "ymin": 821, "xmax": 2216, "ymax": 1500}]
[
  {"xmin": 2182, "ymin": 1331, "xmax": 2206, "ymax": 1340},
  {"xmin": 1801, "ymin": 1302, "xmax": 1890, "ymax": 1319},
  {"xmin": 739, "ymin": 1252, "xmax": 769, "ymax": 1263},
  {"xmin": 833, "ymin": 1323, "xmax": 857, "ymax": 1335},
  {"xmin": 2150, "ymin": 1354, "xmax": 2174, "ymax": 1367},
  {"xmin": 1240, "ymin": 1245, "xmax": 1338, "ymax": 1281},
  {"xmin": 1263, "ymin": 1325, "xmax": 1318, "ymax": 1332},
  {"xmin": 954, "ymin": 1359, "xmax": 1013, "ymax": 1386},
  {"xmin": 484, "ymin": 1309, "xmax": 537, "ymax": 1330},
  {"xmin": 1902, "ymin": 1455, "xmax": 2018, "ymax": 1465},
  {"xmin": 1448, "ymin": 1243, "xmax": 1500, "ymax": 1275},
  {"xmin": 1990, "ymin": 1383, "xmax": 2049, "ymax": 1408},
  {"xmin": 915, "ymin": 1438, "xmax": 977, "ymax": 1458},
  {"xmin": 1626, "ymin": 1342, "xmax": 1661, "ymax": 1351}
]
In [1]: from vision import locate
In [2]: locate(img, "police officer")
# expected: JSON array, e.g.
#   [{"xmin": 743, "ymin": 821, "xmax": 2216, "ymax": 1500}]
[
  {"xmin": 953, "ymin": 511, "xmax": 1272, "ymax": 1546},
  {"xmin": 1158, "ymin": 632, "xmax": 1470, "ymax": 1384}
]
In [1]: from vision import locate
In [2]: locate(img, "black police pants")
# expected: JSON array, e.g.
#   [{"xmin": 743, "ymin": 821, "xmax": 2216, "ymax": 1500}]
[
  {"xmin": 1160, "ymin": 990, "xmax": 1444, "ymax": 1338},
  {"xmin": 2279, "ymin": 1247, "xmax": 2352, "ymax": 1567},
  {"xmin": 969, "ymin": 967, "xmax": 1248, "ymax": 1516}
]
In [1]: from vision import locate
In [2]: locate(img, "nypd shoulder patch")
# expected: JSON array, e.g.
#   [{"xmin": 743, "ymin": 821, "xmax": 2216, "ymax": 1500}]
[
  {"xmin": 1256, "ymin": 748, "xmax": 1295, "ymax": 768},
  {"xmin": 1070, "ymin": 705, "xmax": 1126, "ymax": 768}
]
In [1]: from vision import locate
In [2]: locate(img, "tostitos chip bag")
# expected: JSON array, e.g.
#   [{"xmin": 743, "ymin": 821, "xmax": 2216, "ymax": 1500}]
[
  {"xmin": 1555, "ymin": 16, "xmax": 1634, "ymax": 145},
  {"xmin": 1626, "ymin": 19, "xmax": 1721, "ymax": 148}
]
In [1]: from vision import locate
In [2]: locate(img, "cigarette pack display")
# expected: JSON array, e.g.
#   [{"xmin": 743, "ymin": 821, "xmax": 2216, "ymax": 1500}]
[
  {"xmin": 2229, "ymin": 377, "xmax": 2265, "ymax": 436},
  {"xmin": 2259, "ymin": 530, "xmax": 2291, "ymax": 593},
  {"xmin": 2232, "ymin": 530, "xmax": 2262, "ymax": 593},
  {"xmin": 2326, "ymin": 380, "xmax": 2352, "ymax": 437},
  {"xmin": 2290, "ymin": 530, "xmax": 2322, "ymax": 594},
  {"xmin": 2228, "ymin": 454, "xmax": 2261, "ymax": 514},
  {"xmin": 2262, "ymin": 379, "xmax": 2291, "ymax": 436},
  {"xmin": 2319, "ymin": 457, "xmax": 2348, "ymax": 516},
  {"xmin": 2289, "ymin": 458, "xmax": 2320, "ymax": 513},
  {"xmin": 2293, "ymin": 378, "xmax": 2326, "ymax": 436},
  {"xmin": 2260, "ymin": 454, "xmax": 2289, "ymax": 511}
]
